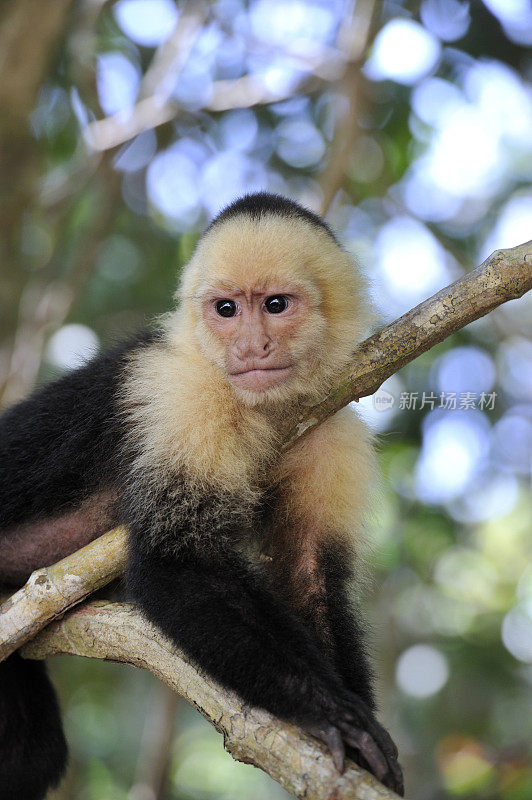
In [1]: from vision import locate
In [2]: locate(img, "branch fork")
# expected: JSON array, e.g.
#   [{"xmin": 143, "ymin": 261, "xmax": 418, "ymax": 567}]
[{"xmin": 1, "ymin": 240, "xmax": 531, "ymax": 800}]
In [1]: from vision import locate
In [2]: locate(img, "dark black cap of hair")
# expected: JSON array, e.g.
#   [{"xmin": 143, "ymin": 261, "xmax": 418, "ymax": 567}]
[{"xmin": 206, "ymin": 192, "xmax": 338, "ymax": 243}]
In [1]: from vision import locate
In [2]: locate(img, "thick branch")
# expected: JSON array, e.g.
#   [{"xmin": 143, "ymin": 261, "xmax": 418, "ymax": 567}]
[
  {"xmin": 0, "ymin": 527, "xmax": 127, "ymax": 661},
  {"xmin": 1, "ymin": 241, "xmax": 529, "ymax": 799},
  {"xmin": 1, "ymin": 241, "xmax": 530, "ymax": 658},
  {"xmin": 21, "ymin": 601, "xmax": 401, "ymax": 800}
]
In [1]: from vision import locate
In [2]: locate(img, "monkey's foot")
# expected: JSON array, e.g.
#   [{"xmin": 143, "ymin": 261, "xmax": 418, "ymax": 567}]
[{"xmin": 303, "ymin": 693, "xmax": 404, "ymax": 796}]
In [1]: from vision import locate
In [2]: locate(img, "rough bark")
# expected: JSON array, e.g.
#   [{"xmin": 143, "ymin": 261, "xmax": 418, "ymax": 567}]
[
  {"xmin": 0, "ymin": 527, "xmax": 127, "ymax": 661},
  {"xmin": 282, "ymin": 239, "xmax": 532, "ymax": 445},
  {"xmin": 22, "ymin": 601, "xmax": 402, "ymax": 800},
  {"xmin": 1, "ymin": 240, "xmax": 530, "ymax": 657}
]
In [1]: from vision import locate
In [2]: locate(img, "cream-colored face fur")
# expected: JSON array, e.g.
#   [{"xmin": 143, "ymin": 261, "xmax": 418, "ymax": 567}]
[
  {"xmin": 123, "ymin": 207, "xmax": 375, "ymax": 530},
  {"xmin": 173, "ymin": 213, "xmax": 370, "ymax": 406}
]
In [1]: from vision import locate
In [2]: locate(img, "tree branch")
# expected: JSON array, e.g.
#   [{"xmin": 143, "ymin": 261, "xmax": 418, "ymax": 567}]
[
  {"xmin": 21, "ymin": 601, "xmax": 401, "ymax": 800},
  {"xmin": 1, "ymin": 239, "xmax": 530, "ymax": 798},
  {"xmin": 317, "ymin": 0, "xmax": 377, "ymax": 215},
  {"xmin": 1, "ymin": 240, "xmax": 530, "ymax": 658},
  {"xmin": 82, "ymin": 2, "xmax": 353, "ymax": 152},
  {"xmin": 0, "ymin": 527, "xmax": 127, "ymax": 661},
  {"xmin": 282, "ymin": 239, "xmax": 531, "ymax": 445},
  {"xmin": 84, "ymin": 0, "xmax": 208, "ymax": 151}
]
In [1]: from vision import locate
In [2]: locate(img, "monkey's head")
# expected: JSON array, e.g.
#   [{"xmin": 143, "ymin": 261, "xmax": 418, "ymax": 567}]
[{"xmin": 175, "ymin": 193, "xmax": 370, "ymax": 407}]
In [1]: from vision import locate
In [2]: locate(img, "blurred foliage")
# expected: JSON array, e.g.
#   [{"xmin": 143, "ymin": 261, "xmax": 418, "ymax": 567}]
[{"xmin": 1, "ymin": 0, "xmax": 531, "ymax": 798}]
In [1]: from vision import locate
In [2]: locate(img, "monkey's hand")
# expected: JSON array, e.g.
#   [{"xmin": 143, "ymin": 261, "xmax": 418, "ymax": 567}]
[
  {"xmin": 301, "ymin": 690, "xmax": 404, "ymax": 795},
  {"xmin": 127, "ymin": 533, "xmax": 403, "ymax": 793}
]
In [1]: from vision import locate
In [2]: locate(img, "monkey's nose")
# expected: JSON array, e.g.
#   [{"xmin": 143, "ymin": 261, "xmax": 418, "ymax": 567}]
[{"xmin": 234, "ymin": 335, "xmax": 272, "ymax": 360}]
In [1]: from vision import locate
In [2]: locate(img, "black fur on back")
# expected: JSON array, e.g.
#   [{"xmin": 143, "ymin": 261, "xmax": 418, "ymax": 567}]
[
  {"xmin": 0, "ymin": 654, "xmax": 67, "ymax": 800},
  {"xmin": 0, "ymin": 241, "xmax": 403, "ymax": 794},
  {"xmin": 0, "ymin": 330, "xmax": 156, "ymax": 531},
  {"xmin": 205, "ymin": 192, "xmax": 338, "ymax": 243},
  {"xmin": 0, "ymin": 330, "xmax": 161, "ymax": 799}
]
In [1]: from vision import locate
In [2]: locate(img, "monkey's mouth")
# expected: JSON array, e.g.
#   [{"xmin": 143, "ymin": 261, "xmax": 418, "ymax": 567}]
[{"xmin": 229, "ymin": 366, "xmax": 293, "ymax": 391}]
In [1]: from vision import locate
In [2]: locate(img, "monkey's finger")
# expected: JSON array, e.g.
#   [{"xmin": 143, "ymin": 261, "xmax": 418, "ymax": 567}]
[
  {"xmin": 346, "ymin": 744, "xmax": 404, "ymax": 798},
  {"xmin": 346, "ymin": 738, "xmax": 404, "ymax": 796},
  {"xmin": 307, "ymin": 723, "xmax": 345, "ymax": 773},
  {"xmin": 388, "ymin": 758, "xmax": 405, "ymax": 796},
  {"xmin": 361, "ymin": 718, "xmax": 398, "ymax": 760},
  {"xmin": 374, "ymin": 739, "xmax": 404, "ymax": 796},
  {"xmin": 380, "ymin": 767, "xmax": 404, "ymax": 797},
  {"xmin": 367, "ymin": 719, "xmax": 399, "ymax": 761},
  {"xmin": 358, "ymin": 714, "xmax": 399, "ymax": 763},
  {"xmin": 390, "ymin": 767, "xmax": 405, "ymax": 797},
  {"xmin": 339, "ymin": 701, "xmax": 399, "ymax": 761},
  {"xmin": 342, "ymin": 719, "xmax": 404, "ymax": 795},
  {"xmin": 341, "ymin": 728, "xmax": 389, "ymax": 783},
  {"xmin": 327, "ymin": 726, "xmax": 346, "ymax": 773}
]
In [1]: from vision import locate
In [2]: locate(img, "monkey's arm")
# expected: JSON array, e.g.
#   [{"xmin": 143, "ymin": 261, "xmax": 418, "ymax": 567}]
[
  {"xmin": 270, "ymin": 409, "xmax": 402, "ymax": 791},
  {"xmin": 0, "ymin": 333, "xmax": 154, "ymax": 579},
  {"xmin": 317, "ymin": 540, "xmax": 377, "ymax": 700},
  {"xmin": 124, "ymin": 485, "xmax": 402, "ymax": 794}
]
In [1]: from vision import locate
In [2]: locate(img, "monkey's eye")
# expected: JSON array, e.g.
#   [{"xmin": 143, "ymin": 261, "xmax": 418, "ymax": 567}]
[
  {"xmin": 264, "ymin": 295, "xmax": 289, "ymax": 314},
  {"xmin": 215, "ymin": 299, "xmax": 237, "ymax": 318}
]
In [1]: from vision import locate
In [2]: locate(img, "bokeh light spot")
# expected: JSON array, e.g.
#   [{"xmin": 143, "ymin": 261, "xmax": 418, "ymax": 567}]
[
  {"xmin": 396, "ymin": 644, "xmax": 449, "ymax": 697},
  {"xmin": 46, "ymin": 325, "xmax": 100, "ymax": 371},
  {"xmin": 96, "ymin": 53, "xmax": 139, "ymax": 116},
  {"xmin": 114, "ymin": 0, "xmax": 178, "ymax": 47},
  {"xmin": 365, "ymin": 19, "xmax": 441, "ymax": 86},
  {"xmin": 502, "ymin": 601, "xmax": 532, "ymax": 663},
  {"xmin": 416, "ymin": 411, "xmax": 489, "ymax": 503}
]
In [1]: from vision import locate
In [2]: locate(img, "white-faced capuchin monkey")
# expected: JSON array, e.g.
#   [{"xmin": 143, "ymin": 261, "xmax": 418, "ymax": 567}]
[{"xmin": 0, "ymin": 193, "xmax": 403, "ymax": 799}]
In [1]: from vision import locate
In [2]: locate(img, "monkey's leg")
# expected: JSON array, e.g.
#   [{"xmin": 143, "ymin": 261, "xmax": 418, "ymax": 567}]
[
  {"xmin": 0, "ymin": 653, "xmax": 67, "ymax": 800},
  {"xmin": 317, "ymin": 541, "xmax": 376, "ymax": 705},
  {"xmin": 313, "ymin": 541, "xmax": 403, "ymax": 795},
  {"xmin": 126, "ymin": 539, "xmax": 402, "ymax": 793},
  {"xmin": 263, "ymin": 533, "xmax": 403, "ymax": 795}
]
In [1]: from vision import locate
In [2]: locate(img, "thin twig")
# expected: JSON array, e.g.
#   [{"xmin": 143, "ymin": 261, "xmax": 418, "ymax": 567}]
[
  {"xmin": 318, "ymin": 0, "xmax": 377, "ymax": 215},
  {"xmin": 83, "ymin": 5, "xmax": 353, "ymax": 151},
  {"xmin": 84, "ymin": 2, "xmax": 207, "ymax": 151}
]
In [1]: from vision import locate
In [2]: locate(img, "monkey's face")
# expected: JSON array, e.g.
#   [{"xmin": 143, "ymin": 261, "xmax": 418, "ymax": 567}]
[
  {"xmin": 201, "ymin": 284, "xmax": 317, "ymax": 397},
  {"xmin": 177, "ymin": 212, "xmax": 371, "ymax": 406}
]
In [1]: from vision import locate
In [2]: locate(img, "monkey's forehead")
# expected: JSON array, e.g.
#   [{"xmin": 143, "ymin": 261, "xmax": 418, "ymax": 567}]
[{"xmin": 183, "ymin": 213, "xmax": 349, "ymax": 293}]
